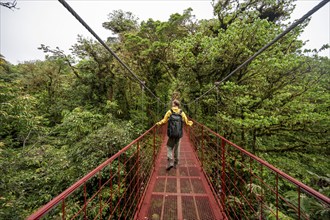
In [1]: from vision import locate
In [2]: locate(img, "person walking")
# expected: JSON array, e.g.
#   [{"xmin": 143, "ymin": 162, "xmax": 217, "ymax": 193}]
[{"xmin": 156, "ymin": 99, "xmax": 193, "ymax": 170}]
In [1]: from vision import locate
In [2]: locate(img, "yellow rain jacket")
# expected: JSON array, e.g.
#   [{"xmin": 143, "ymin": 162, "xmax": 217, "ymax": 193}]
[{"xmin": 156, "ymin": 106, "xmax": 193, "ymax": 126}]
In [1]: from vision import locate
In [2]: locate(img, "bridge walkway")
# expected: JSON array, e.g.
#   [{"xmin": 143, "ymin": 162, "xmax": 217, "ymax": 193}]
[{"xmin": 137, "ymin": 130, "xmax": 227, "ymax": 220}]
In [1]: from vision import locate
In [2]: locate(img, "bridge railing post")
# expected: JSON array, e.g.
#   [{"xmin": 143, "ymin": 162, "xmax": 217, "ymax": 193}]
[
  {"xmin": 187, "ymin": 124, "xmax": 190, "ymax": 140},
  {"xmin": 298, "ymin": 186, "xmax": 301, "ymax": 220},
  {"xmin": 98, "ymin": 171, "xmax": 102, "ymax": 218},
  {"xmin": 61, "ymin": 199, "xmax": 65, "ymax": 220},
  {"xmin": 201, "ymin": 126, "xmax": 204, "ymax": 168},
  {"xmin": 84, "ymin": 183, "xmax": 87, "ymax": 219},
  {"xmin": 109, "ymin": 165, "xmax": 113, "ymax": 219},
  {"xmin": 276, "ymin": 173, "xmax": 279, "ymax": 219},
  {"xmin": 153, "ymin": 127, "xmax": 156, "ymax": 169},
  {"xmin": 137, "ymin": 140, "xmax": 141, "ymax": 199},
  {"xmin": 221, "ymin": 139, "xmax": 226, "ymax": 206}
]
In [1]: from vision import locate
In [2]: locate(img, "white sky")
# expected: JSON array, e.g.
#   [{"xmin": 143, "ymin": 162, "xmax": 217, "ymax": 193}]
[{"xmin": 0, "ymin": 0, "xmax": 329, "ymax": 64}]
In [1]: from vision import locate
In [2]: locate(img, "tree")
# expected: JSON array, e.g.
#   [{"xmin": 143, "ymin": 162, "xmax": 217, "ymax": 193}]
[
  {"xmin": 170, "ymin": 0, "xmax": 329, "ymax": 186},
  {"xmin": 1, "ymin": 2, "xmax": 329, "ymax": 218},
  {"xmin": 0, "ymin": 54, "xmax": 12, "ymax": 74},
  {"xmin": 212, "ymin": 0, "xmax": 295, "ymax": 30},
  {"xmin": 102, "ymin": 10, "xmax": 139, "ymax": 35},
  {"xmin": 121, "ymin": 8, "xmax": 198, "ymax": 100}
]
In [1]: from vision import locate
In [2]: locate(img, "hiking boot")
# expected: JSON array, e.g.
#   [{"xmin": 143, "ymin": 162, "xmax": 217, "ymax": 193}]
[
  {"xmin": 166, "ymin": 164, "xmax": 173, "ymax": 171},
  {"xmin": 167, "ymin": 159, "xmax": 174, "ymax": 171}
]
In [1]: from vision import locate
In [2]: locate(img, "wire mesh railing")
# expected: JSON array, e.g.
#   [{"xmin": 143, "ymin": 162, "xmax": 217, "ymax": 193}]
[
  {"xmin": 188, "ymin": 119, "xmax": 330, "ymax": 220},
  {"xmin": 27, "ymin": 119, "xmax": 329, "ymax": 219},
  {"xmin": 28, "ymin": 125, "xmax": 165, "ymax": 220}
]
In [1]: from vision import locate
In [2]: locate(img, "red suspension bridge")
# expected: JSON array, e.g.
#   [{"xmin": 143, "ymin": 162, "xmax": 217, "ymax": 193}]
[{"xmin": 28, "ymin": 119, "xmax": 329, "ymax": 220}]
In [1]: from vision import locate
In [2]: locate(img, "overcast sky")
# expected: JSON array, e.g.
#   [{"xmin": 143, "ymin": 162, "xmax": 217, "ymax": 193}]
[{"xmin": 1, "ymin": 0, "xmax": 329, "ymax": 64}]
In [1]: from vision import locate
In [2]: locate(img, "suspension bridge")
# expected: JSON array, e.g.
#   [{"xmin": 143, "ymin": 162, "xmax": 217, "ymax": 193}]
[
  {"xmin": 27, "ymin": 0, "xmax": 330, "ymax": 219},
  {"xmin": 27, "ymin": 120, "xmax": 329, "ymax": 219}
]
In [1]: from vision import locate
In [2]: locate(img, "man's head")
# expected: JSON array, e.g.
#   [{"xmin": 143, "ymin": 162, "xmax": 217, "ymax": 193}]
[{"xmin": 172, "ymin": 99, "xmax": 180, "ymax": 107}]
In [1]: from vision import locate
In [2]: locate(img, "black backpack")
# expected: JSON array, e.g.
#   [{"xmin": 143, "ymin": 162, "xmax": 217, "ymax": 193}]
[{"xmin": 167, "ymin": 109, "xmax": 183, "ymax": 138}]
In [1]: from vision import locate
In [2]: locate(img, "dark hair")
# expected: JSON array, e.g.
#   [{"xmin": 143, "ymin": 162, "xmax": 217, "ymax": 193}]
[{"xmin": 173, "ymin": 99, "xmax": 180, "ymax": 107}]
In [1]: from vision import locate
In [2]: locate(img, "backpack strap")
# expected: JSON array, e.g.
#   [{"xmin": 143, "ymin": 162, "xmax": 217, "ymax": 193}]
[{"xmin": 170, "ymin": 109, "xmax": 182, "ymax": 115}]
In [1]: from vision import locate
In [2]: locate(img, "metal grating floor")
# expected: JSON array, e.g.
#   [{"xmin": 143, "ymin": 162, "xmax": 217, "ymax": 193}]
[{"xmin": 137, "ymin": 130, "xmax": 226, "ymax": 220}]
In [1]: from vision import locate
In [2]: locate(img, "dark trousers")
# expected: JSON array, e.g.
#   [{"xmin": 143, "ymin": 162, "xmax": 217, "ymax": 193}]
[{"xmin": 166, "ymin": 137, "xmax": 180, "ymax": 166}]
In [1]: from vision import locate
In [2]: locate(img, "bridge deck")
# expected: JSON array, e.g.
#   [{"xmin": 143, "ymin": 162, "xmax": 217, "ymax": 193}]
[{"xmin": 137, "ymin": 130, "xmax": 226, "ymax": 220}]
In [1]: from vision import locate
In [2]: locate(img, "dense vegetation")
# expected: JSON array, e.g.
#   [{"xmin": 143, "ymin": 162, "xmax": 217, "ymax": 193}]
[{"xmin": 0, "ymin": 0, "xmax": 329, "ymax": 218}]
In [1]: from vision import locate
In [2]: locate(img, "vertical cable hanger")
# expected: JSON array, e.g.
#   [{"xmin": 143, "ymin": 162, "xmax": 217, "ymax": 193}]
[
  {"xmin": 194, "ymin": 100, "xmax": 196, "ymax": 119},
  {"xmin": 215, "ymin": 81, "xmax": 220, "ymax": 135},
  {"xmin": 214, "ymin": 82, "xmax": 221, "ymax": 148},
  {"xmin": 141, "ymin": 81, "xmax": 145, "ymax": 128},
  {"xmin": 156, "ymin": 99, "xmax": 160, "ymax": 123}
]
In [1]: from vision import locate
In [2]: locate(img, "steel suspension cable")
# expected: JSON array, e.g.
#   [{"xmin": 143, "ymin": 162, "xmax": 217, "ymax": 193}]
[
  {"xmin": 219, "ymin": 0, "xmax": 329, "ymax": 84},
  {"xmin": 58, "ymin": 0, "xmax": 162, "ymax": 103},
  {"xmin": 186, "ymin": 0, "xmax": 329, "ymax": 106}
]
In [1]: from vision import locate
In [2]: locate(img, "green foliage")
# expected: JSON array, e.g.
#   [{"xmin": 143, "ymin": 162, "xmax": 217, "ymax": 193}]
[
  {"xmin": 1, "ymin": 1, "xmax": 329, "ymax": 218},
  {"xmin": 284, "ymin": 190, "xmax": 330, "ymax": 219},
  {"xmin": 102, "ymin": 9, "xmax": 139, "ymax": 34},
  {"xmin": 213, "ymin": 0, "xmax": 295, "ymax": 29},
  {"xmin": 59, "ymin": 107, "xmax": 105, "ymax": 143},
  {"xmin": 0, "ymin": 81, "xmax": 46, "ymax": 148},
  {"xmin": 265, "ymin": 204, "xmax": 295, "ymax": 220},
  {"xmin": 67, "ymin": 119, "xmax": 134, "ymax": 177},
  {"xmin": 0, "ymin": 144, "xmax": 69, "ymax": 219}
]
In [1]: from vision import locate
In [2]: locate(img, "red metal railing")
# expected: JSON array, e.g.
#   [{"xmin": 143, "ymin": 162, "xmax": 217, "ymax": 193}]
[
  {"xmin": 188, "ymin": 119, "xmax": 330, "ymax": 220},
  {"xmin": 28, "ymin": 120, "xmax": 329, "ymax": 219},
  {"xmin": 28, "ymin": 125, "xmax": 164, "ymax": 220}
]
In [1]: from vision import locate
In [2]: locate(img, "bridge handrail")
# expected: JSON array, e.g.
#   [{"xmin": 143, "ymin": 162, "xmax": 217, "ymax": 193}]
[
  {"xmin": 190, "ymin": 119, "xmax": 330, "ymax": 205},
  {"xmin": 27, "ymin": 124, "xmax": 158, "ymax": 220}
]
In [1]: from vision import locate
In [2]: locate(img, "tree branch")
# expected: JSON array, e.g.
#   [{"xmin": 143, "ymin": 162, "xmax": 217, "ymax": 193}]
[
  {"xmin": 38, "ymin": 44, "xmax": 82, "ymax": 80},
  {"xmin": 0, "ymin": 0, "xmax": 18, "ymax": 10}
]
